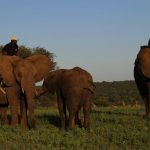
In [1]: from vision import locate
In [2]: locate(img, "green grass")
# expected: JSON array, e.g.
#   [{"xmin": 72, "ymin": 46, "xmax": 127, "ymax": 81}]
[{"xmin": 0, "ymin": 106, "xmax": 150, "ymax": 150}]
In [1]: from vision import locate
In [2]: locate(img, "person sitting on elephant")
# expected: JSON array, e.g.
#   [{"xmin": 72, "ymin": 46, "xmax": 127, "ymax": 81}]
[{"xmin": 2, "ymin": 36, "xmax": 19, "ymax": 56}]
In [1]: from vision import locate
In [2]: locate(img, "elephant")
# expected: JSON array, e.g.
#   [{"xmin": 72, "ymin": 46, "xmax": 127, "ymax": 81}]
[
  {"xmin": 0, "ymin": 54, "xmax": 52, "ymax": 128},
  {"xmin": 134, "ymin": 45, "xmax": 150, "ymax": 117},
  {"xmin": 38, "ymin": 67, "xmax": 94, "ymax": 129}
]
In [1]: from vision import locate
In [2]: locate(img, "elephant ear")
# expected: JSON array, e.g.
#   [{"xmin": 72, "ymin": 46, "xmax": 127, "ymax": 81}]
[
  {"xmin": 44, "ymin": 70, "xmax": 62, "ymax": 94},
  {"xmin": 0, "ymin": 56, "xmax": 20, "ymax": 86},
  {"xmin": 25, "ymin": 54, "xmax": 52, "ymax": 82},
  {"xmin": 0, "ymin": 64, "xmax": 16, "ymax": 86}
]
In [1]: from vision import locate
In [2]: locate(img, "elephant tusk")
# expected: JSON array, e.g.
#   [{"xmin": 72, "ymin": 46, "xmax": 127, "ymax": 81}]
[
  {"xmin": 0, "ymin": 86, "xmax": 6, "ymax": 95},
  {"xmin": 35, "ymin": 88, "xmax": 38, "ymax": 96},
  {"xmin": 22, "ymin": 88, "xmax": 25, "ymax": 94}
]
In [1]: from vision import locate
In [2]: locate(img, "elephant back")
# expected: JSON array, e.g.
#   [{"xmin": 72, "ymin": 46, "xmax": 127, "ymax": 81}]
[{"xmin": 61, "ymin": 67, "xmax": 94, "ymax": 93}]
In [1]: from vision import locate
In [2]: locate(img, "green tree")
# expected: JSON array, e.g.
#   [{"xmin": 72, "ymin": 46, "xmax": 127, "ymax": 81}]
[
  {"xmin": 32, "ymin": 46, "xmax": 57, "ymax": 70},
  {"xmin": 18, "ymin": 45, "xmax": 32, "ymax": 58}
]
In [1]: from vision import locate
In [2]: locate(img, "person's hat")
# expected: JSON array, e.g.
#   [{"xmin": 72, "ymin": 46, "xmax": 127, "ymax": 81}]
[{"xmin": 11, "ymin": 36, "xmax": 17, "ymax": 41}]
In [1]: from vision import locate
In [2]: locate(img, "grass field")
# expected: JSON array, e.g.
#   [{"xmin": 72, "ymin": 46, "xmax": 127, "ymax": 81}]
[{"xmin": 0, "ymin": 106, "xmax": 150, "ymax": 150}]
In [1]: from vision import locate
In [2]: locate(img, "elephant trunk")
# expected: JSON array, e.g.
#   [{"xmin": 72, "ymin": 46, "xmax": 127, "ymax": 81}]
[
  {"xmin": 36, "ymin": 86, "xmax": 48, "ymax": 97},
  {"xmin": 21, "ymin": 75, "xmax": 36, "ymax": 129}
]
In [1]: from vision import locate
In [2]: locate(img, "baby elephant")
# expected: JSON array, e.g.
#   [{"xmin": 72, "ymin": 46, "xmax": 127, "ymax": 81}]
[{"xmin": 38, "ymin": 67, "xmax": 94, "ymax": 129}]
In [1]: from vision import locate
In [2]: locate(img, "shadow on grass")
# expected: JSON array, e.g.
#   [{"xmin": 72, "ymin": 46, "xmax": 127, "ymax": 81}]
[
  {"xmin": 37, "ymin": 114, "xmax": 60, "ymax": 128},
  {"xmin": 0, "ymin": 114, "xmax": 61, "ymax": 128}
]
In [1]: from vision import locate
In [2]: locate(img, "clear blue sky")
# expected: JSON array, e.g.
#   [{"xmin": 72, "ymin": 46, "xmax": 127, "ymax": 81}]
[{"xmin": 0, "ymin": 0, "xmax": 150, "ymax": 82}]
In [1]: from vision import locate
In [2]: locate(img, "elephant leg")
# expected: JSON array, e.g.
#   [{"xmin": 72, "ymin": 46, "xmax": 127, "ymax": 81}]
[
  {"xmin": 83, "ymin": 102, "xmax": 91, "ymax": 129},
  {"xmin": 0, "ymin": 107, "xmax": 9, "ymax": 125},
  {"xmin": 27, "ymin": 102, "xmax": 36, "ymax": 129},
  {"xmin": 146, "ymin": 82, "xmax": 150, "ymax": 117},
  {"xmin": 9, "ymin": 100, "xmax": 18, "ymax": 126},
  {"xmin": 67, "ymin": 98, "xmax": 78, "ymax": 129},
  {"xmin": 20, "ymin": 95, "xmax": 28, "ymax": 129},
  {"xmin": 36, "ymin": 86, "xmax": 48, "ymax": 97},
  {"xmin": 143, "ymin": 95, "xmax": 149, "ymax": 117},
  {"xmin": 9, "ymin": 99, "xmax": 18, "ymax": 126},
  {"xmin": 75, "ymin": 108, "xmax": 82, "ymax": 128},
  {"xmin": 6, "ymin": 87, "xmax": 19, "ymax": 126},
  {"xmin": 57, "ymin": 96, "xmax": 66, "ymax": 130},
  {"xmin": 68, "ymin": 110, "xmax": 76, "ymax": 129}
]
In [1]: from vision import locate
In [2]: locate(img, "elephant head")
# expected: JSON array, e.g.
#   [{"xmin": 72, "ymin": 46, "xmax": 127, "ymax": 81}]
[
  {"xmin": 8, "ymin": 54, "xmax": 52, "ymax": 90},
  {"xmin": 42, "ymin": 69, "xmax": 63, "ymax": 94}
]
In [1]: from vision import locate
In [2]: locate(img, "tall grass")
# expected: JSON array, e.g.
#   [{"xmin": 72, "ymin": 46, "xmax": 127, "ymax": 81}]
[{"xmin": 0, "ymin": 106, "xmax": 150, "ymax": 150}]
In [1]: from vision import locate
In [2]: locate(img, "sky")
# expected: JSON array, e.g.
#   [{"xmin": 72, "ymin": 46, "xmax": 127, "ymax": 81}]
[{"xmin": 0, "ymin": 0, "xmax": 150, "ymax": 82}]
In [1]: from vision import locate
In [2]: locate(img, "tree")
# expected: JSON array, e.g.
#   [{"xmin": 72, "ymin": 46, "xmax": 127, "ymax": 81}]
[
  {"xmin": 32, "ymin": 46, "xmax": 57, "ymax": 70},
  {"xmin": 18, "ymin": 45, "xmax": 32, "ymax": 58}
]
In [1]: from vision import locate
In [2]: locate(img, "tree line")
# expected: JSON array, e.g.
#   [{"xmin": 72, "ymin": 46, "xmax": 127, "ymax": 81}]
[{"xmin": 94, "ymin": 80, "xmax": 142, "ymax": 106}]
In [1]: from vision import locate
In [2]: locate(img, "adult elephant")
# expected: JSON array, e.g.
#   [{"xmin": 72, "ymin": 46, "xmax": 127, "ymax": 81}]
[
  {"xmin": 0, "ymin": 54, "xmax": 52, "ymax": 128},
  {"xmin": 134, "ymin": 45, "xmax": 150, "ymax": 117},
  {"xmin": 38, "ymin": 67, "xmax": 94, "ymax": 129}
]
